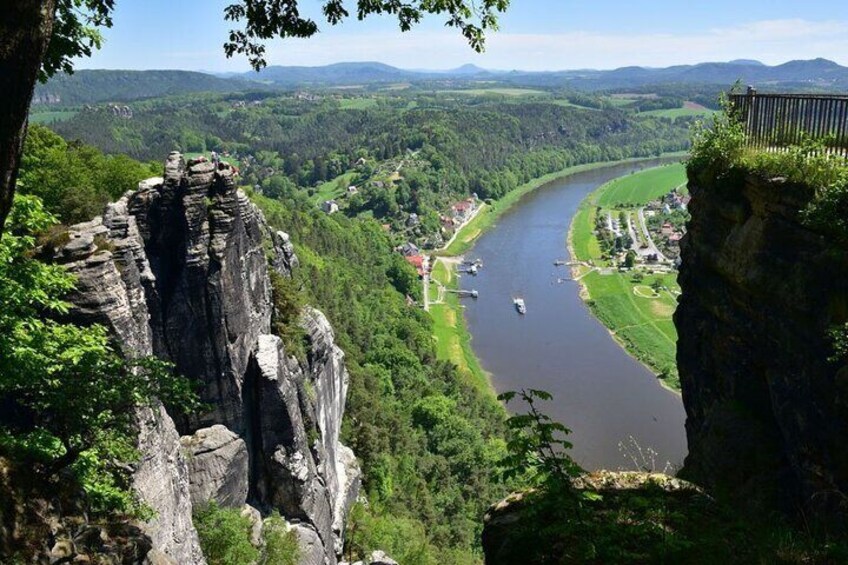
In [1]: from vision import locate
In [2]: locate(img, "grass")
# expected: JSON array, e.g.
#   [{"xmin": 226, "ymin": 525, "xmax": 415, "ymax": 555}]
[
  {"xmin": 596, "ymin": 163, "xmax": 686, "ymax": 207},
  {"xmin": 640, "ymin": 107, "xmax": 716, "ymax": 120},
  {"xmin": 569, "ymin": 164, "xmax": 686, "ymax": 389},
  {"xmin": 550, "ymin": 99, "xmax": 600, "ymax": 111},
  {"xmin": 429, "ymin": 259, "xmax": 493, "ymax": 397},
  {"xmin": 29, "ymin": 110, "xmax": 78, "ymax": 124},
  {"xmin": 310, "ymin": 171, "xmax": 358, "ymax": 204},
  {"xmin": 338, "ymin": 98, "xmax": 379, "ymax": 110},
  {"xmin": 436, "ymin": 88, "xmax": 547, "ymax": 97}
]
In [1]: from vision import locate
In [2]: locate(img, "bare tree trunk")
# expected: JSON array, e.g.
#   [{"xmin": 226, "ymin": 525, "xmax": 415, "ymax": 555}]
[{"xmin": 0, "ymin": 0, "xmax": 57, "ymax": 236}]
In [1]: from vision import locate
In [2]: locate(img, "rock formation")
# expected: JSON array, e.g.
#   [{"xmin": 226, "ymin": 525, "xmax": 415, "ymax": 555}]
[
  {"xmin": 676, "ymin": 168, "xmax": 848, "ymax": 516},
  {"xmin": 52, "ymin": 153, "xmax": 360, "ymax": 563}
]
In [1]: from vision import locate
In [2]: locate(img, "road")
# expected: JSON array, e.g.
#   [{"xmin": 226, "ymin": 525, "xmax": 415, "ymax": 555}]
[{"xmin": 637, "ymin": 207, "xmax": 667, "ymax": 262}]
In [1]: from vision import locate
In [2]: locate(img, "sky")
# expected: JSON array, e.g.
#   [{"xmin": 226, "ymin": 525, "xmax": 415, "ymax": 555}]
[{"xmin": 78, "ymin": 0, "xmax": 848, "ymax": 72}]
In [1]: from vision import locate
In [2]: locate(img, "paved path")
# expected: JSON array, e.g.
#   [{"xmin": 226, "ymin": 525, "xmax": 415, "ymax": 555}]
[{"xmin": 637, "ymin": 207, "xmax": 667, "ymax": 262}]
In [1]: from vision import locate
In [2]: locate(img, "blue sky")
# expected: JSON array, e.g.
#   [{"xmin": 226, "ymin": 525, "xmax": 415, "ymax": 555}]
[{"xmin": 79, "ymin": 0, "xmax": 848, "ymax": 71}]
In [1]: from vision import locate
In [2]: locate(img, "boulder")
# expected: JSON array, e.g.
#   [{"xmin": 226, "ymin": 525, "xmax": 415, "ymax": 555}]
[{"xmin": 180, "ymin": 425, "xmax": 249, "ymax": 508}]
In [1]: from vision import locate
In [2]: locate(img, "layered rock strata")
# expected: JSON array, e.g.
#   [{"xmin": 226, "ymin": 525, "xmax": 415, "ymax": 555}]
[{"xmin": 54, "ymin": 153, "xmax": 359, "ymax": 564}]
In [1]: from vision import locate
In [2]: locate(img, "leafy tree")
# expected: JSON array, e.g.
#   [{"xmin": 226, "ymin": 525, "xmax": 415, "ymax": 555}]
[
  {"xmin": 261, "ymin": 512, "xmax": 301, "ymax": 565},
  {"xmin": 497, "ymin": 389, "xmax": 583, "ymax": 487},
  {"xmin": 624, "ymin": 249, "xmax": 637, "ymax": 268},
  {"xmin": 0, "ymin": 194, "xmax": 200, "ymax": 513},
  {"xmin": 0, "ymin": 0, "xmax": 509, "ymax": 235},
  {"xmin": 18, "ymin": 124, "xmax": 157, "ymax": 224},
  {"xmin": 194, "ymin": 501, "xmax": 260, "ymax": 565}
]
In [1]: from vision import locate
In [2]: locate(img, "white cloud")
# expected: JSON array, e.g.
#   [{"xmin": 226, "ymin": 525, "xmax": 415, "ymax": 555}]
[{"xmin": 256, "ymin": 18, "xmax": 848, "ymax": 71}]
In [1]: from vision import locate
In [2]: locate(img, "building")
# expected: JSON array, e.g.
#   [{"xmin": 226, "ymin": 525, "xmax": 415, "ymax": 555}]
[
  {"xmin": 451, "ymin": 198, "xmax": 477, "ymax": 221},
  {"xmin": 399, "ymin": 242, "xmax": 420, "ymax": 257},
  {"xmin": 347, "ymin": 185, "xmax": 358, "ymax": 195},
  {"xmin": 661, "ymin": 222, "xmax": 674, "ymax": 237},
  {"xmin": 406, "ymin": 213, "xmax": 420, "ymax": 227},
  {"xmin": 322, "ymin": 200, "xmax": 339, "ymax": 214},
  {"xmin": 404, "ymin": 255, "xmax": 426, "ymax": 277}
]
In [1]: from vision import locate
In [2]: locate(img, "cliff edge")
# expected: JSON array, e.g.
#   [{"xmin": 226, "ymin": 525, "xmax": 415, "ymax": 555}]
[
  {"xmin": 44, "ymin": 153, "xmax": 360, "ymax": 564},
  {"xmin": 676, "ymin": 166, "xmax": 848, "ymax": 516}
]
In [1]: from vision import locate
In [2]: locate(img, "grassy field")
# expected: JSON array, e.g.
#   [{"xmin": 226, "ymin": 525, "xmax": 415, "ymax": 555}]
[
  {"xmin": 310, "ymin": 171, "xmax": 358, "ymax": 204},
  {"xmin": 569, "ymin": 164, "xmax": 685, "ymax": 389},
  {"xmin": 338, "ymin": 98, "xmax": 379, "ymax": 110},
  {"xmin": 437, "ymin": 87, "xmax": 547, "ymax": 97},
  {"xmin": 428, "ymin": 259, "xmax": 493, "ymax": 397},
  {"xmin": 596, "ymin": 163, "xmax": 686, "ymax": 207},
  {"xmin": 640, "ymin": 107, "xmax": 716, "ymax": 119},
  {"xmin": 29, "ymin": 110, "xmax": 78, "ymax": 124}
]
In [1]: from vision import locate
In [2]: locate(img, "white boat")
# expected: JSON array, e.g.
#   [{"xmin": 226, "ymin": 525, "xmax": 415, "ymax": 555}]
[{"xmin": 513, "ymin": 297, "xmax": 526, "ymax": 314}]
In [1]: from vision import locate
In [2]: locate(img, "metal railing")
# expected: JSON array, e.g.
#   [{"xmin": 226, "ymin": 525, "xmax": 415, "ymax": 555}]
[{"xmin": 729, "ymin": 88, "xmax": 848, "ymax": 158}]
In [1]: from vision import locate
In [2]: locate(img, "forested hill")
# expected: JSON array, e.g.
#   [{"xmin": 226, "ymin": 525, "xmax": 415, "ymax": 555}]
[
  {"xmin": 33, "ymin": 58, "xmax": 848, "ymax": 106},
  {"xmin": 32, "ymin": 69, "xmax": 267, "ymax": 105},
  {"xmin": 48, "ymin": 92, "xmax": 691, "ymax": 245}
]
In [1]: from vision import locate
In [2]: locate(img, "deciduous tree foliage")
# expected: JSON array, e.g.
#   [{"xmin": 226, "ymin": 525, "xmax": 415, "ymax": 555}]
[
  {"xmin": 0, "ymin": 0, "xmax": 509, "ymax": 235},
  {"xmin": 0, "ymin": 195, "xmax": 199, "ymax": 514}
]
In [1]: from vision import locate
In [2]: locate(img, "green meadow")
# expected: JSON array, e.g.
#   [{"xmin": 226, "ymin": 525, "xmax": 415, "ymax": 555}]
[{"xmin": 570, "ymin": 163, "xmax": 686, "ymax": 389}]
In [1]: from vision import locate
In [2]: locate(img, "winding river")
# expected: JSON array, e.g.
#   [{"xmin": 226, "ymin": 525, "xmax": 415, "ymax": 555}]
[{"xmin": 460, "ymin": 158, "xmax": 688, "ymax": 471}]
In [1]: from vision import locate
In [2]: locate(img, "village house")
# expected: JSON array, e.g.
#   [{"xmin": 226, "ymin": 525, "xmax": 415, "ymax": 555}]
[
  {"xmin": 661, "ymin": 222, "xmax": 675, "ymax": 237},
  {"xmin": 347, "ymin": 185, "xmax": 358, "ymax": 195},
  {"xmin": 406, "ymin": 213, "xmax": 420, "ymax": 227},
  {"xmin": 321, "ymin": 200, "xmax": 339, "ymax": 214},
  {"xmin": 399, "ymin": 242, "xmax": 420, "ymax": 257},
  {"xmin": 451, "ymin": 197, "xmax": 477, "ymax": 222},
  {"xmin": 404, "ymin": 254, "xmax": 426, "ymax": 277},
  {"xmin": 668, "ymin": 233, "xmax": 684, "ymax": 246}
]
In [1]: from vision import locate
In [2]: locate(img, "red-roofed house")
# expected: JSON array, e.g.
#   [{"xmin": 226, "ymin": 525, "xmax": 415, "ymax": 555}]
[{"xmin": 405, "ymin": 255, "xmax": 425, "ymax": 277}]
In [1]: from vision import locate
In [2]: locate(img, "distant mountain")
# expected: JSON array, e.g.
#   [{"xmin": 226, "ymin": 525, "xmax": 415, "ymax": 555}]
[
  {"xmin": 727, "ymin": 59, "xmax": 764, "ymax": 66},
  {"xmin": 240, "ymin": 61, "xmax": 414, "ymax": 85},
  {"xmin": 522, "ymin": 58, "xmax": 848, "ymax": 90},
  {"xmin": 33, "ymin": 69, "xmax": 265, "ymax": 105},
  {"xmin": 33, "ymin": 59, "xmax": 848, "ymax": 105}
]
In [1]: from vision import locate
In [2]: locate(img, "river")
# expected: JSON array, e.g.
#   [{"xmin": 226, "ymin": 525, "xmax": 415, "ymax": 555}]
[{"xmin": 460, "ymin": 158, "xmax": 688, "ymax": 472}]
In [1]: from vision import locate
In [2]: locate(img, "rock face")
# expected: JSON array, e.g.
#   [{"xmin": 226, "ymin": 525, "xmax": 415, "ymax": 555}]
[
  {"xmin": 180, "ymin": 425, "xmax": 249, "ymax": 509},
  {"xmin": 54, "ymin": 153, "xmax": 359, "ymax": 564},
  {"xmin": 676, "ymin": 169, "xmax": 848, "ymax": 516}
]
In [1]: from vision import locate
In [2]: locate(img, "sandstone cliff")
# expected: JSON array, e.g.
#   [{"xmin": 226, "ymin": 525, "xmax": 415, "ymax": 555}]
[
  {"xmin": 50, "ymin": 153, "xmax": 360, "ymax": 564},
  {"xmin": 676, "ymin": 168, "xmax": 848, "ymax": 516}
]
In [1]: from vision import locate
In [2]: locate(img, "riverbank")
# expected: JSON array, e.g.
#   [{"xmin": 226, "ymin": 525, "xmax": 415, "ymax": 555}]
[
  {"xmin": 428, "ymin": 257, "xmax": 493, "ymax": 396},
  {"xmin": 567, "ymin": 164, "xmax": 686, "ymax": 390},
  {"xmin": 439, "ymin": 153, "xmax": 688, "ymax": 257},
  {"xmin": 429, "ymin": 154, "xmax": 687, "ymax": 396}
]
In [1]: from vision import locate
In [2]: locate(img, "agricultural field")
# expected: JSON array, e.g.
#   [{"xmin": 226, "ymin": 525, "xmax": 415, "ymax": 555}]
[
  {"xmin": 597, "ymin": 162, "xmax": 686, "ymax": 207},
  {"xmin": 436, "ymin": 87, "xmax": 548, "ymax": 97},
  {"xmin": 569, "ymin": 164, "xmax": 687, "ymax": 389},
  {"xmin": 640, "ymin": 107, "xmax": 716, "ymax": 119},
  {"xmin": 28, "ymin": 110, "xmax": 78, "ymax": 124},
  {"xmin": 338, "ymin": 97, "xmax": 379, "ymax": 110}
]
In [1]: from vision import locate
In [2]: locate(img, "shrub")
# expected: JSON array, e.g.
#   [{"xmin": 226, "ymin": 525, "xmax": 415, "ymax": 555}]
[
  {"xmin": 261, "ymin": 513, "xmax": 301, "ymax": 565},
  {"xmin": 194, "ymin": 502, "xmax": 259, "ymax": 565},
  {"xmin": 0, "ymin": 195, "xmax": 200, "ymax": 516}
]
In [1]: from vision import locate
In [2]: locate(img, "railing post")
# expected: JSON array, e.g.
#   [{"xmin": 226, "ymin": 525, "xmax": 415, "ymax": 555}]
[{"xmin": 746, "ymin": 86, "xmax": 757, "ymax": 146}]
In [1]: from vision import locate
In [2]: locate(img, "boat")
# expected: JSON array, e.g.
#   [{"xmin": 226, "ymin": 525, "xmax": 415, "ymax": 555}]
[
  {"xmin": 553, "ymin": 259, "xmax": 566, "ymax": 266},
  {"xmin": 513, "ymin": 297, "xmax": 526, "ymax": 314}
]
